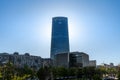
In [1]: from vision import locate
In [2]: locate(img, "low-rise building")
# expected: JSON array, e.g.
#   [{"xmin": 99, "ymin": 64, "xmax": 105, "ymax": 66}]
[
  {"xmin": 0, "ymin": 52, "xmax": 42, "ymax": 70},
  {"xmin": 54, "ymin": 51, "xmax": 89, "ymax": 68},
  {"xmin": 55, "ymin": 53, "xmax": 69, "ymax": 68},
  {"xmin": 0, "ymin": 53, "xmax": 10, "ymax": 65},
  {"xmin": 12, "ymin": 53, "xmax": 42, "ymax": 70},
  {"xmin": 42, "ymin": 58, "xmax": 53, "ymax": 67},
  {"xmin": 89, "ymin": 60, "xmax": 96, "ymax": 67},
  {"xmin": 70, "ymin": 52, "xmax": 89, "ymax": 67}
]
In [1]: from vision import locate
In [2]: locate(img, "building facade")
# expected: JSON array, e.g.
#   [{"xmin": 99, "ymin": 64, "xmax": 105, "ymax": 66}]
[
  {"xmin": 54, "ymin": 52, "xmax": 89, "ymax": 68},
  {"xmin": 51, "ymin": 17, "xmax": 70, "ymax": 60},
  {"xmin": 12, "ymin": 53, "xmax": 42, "ymax": 70},
  {"xmin": 42, "ymin": 58, "xmax": 53, "ymax": 67},
  {"xmin": 0, "ymin": 53, "xmax": 10, "ymax": 65},
  {"xmin": 55, "ymin": 53, "xmax": 69, "ymax": 68},
  {"xmin": 0, "ymin": 53, "xmax": 42, "ymax": 70},
  {"xmin": 89, "ymin": 60, "xmax": 96, "ymax": 67},
  {"xmin": 70, "ymin": 52, "xmax": 89, "ymax": 67}
]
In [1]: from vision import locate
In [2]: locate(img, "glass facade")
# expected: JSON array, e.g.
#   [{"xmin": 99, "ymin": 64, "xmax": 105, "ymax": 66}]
[{"xmin": 50, "ymin": 17, "xmax": 70, "ymax": 60}]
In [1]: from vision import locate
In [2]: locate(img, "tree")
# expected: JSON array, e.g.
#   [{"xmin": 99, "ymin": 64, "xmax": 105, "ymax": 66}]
[
  {"xmin": 76, "ymin": 68, "xmax": 83, "ymax": 79},
  {"xmin": 56, "ymin": 67, "xmax": 68, "ymax": 77},
  {"xmin": 37, "ymin": 66, "xmax": 51, "ymax": 80},
  {"xmin": 93, "ymin": 68, "xmax": 102, "ymax": 80},
  {"xmin": 68, "ymin": 67, "xmax": 76, "ymax": 76},
  {"xmin": 1, "ymin": 62, "xmax": 14, "ymax": 80},
  {"xmin": 117, "ymin": 67, "xmax": 120, "ymax": 80},
  {"xmin": 51, "ymin": 67, "xmax": 58, "ymax": 79},
  {"xmin": 82, "ymin": 67, "xmax": 102, "ymax": 80}
]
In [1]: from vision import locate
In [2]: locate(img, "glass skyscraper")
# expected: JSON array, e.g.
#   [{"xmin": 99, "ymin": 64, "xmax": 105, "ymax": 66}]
[{"xmin": 50, "ymin": 17, "xmax": 70, "ymax": 60}]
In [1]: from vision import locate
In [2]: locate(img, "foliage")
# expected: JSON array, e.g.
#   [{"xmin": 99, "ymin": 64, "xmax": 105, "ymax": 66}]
[
  {"xmin": 0, "ymin": 62, "xmax": 36, "ymax": 80},
  {"xmin": 68, "ymin": 67, "xmax": 77, "ymax": 76},
  {"xmin": 37, "ymin": 66, "xmax": 51, "ymax": 80},
  {"xmin": 117, "ymin": 67, "xmax": 120, "ymax": 80},
  {"xmin": 0, "ymin": 63, "xmax": 119, "ymax": 80},
  {"xmin": 57, "ymin": 67, "xmax": 68, "ymax": 77}
]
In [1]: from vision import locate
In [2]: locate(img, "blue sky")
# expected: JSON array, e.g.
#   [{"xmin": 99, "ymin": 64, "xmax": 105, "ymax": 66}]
[{"xmin": 0, "ymin": 0, "xmax": 120, "ymax": 65}]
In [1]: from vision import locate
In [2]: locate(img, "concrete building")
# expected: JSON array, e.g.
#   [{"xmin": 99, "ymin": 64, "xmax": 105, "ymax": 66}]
[
  {"xmin": 0, "ymin": 53, "xmax": 11, "ymax": 65},
  {"xmin": 54, "ymin": 52, "xmax": 89, "ymax": 68},
  {"xmin": 89, "ymin": 60, "xmax": 96, "ymax": 67},
  {"xmin": 0, "ymin": 52, "xmax": 42, "ymax": 70},
  {"xmin": 51, "ymin": 17, "xmax": 70, "ymax": 60},
  {"xmin": 12, "ymin": 53, "xmax": 42, "ymax": 70},
  {"xmin": 42, "ymin": 58, "xmax": 53, "ymax": 67},
  {"xmin": 70, "ymin": 52, "xmax": 89, "ymax": 67},
  {"xmin": 97, "ymin": 63, "xmax": 115, "ymax": 68},
  {"xmin": 55, "ymin": 53, "xmax": 69, "ymax": 68},
  {"xmin": 110, "ymin": 63, "xmax": 114, "ymax": 68}
]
